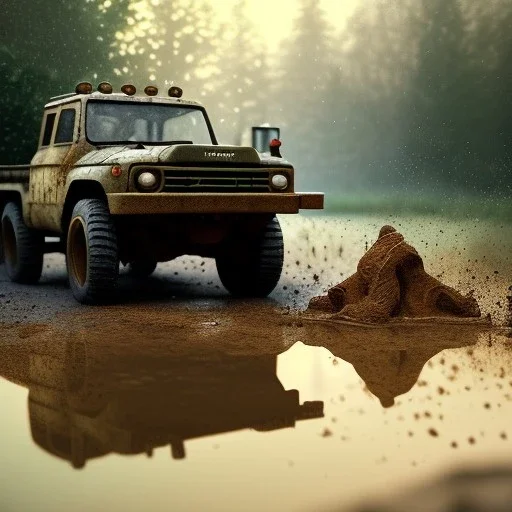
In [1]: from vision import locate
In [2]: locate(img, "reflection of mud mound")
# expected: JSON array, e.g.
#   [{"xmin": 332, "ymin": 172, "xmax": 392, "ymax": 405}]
[
  {"xmin": 300, "ymin": 313, "xmax": 487, "ymax": 407},
  {"xmin": 308, "ymin": 225, "xmax": 482, "ymax": 323}
]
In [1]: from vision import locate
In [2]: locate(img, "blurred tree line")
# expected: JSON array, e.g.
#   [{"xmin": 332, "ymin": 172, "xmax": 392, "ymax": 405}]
[
  {"xmin": 0, "ymin": 0, "xmax": 129, "ymax": 163},
  {"xmin": 1, "ymin": 0, "xmax": 510, "ymax": 199},
  {"xmin": 274, "ymin": 0, "xmax": 512, "ymax": 196}
]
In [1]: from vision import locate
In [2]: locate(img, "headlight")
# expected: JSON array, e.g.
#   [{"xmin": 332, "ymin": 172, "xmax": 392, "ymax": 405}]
[
  {"xmin": 135, "ymin": 169, "xmax": 161, "ymax": 192},
  {"xmin": 271, "ymin": 174, "xmax": 288, "ymax": 190},
  {"xmin": 138, "ymin": 172, "xmax": 157, "ymax": 188}
]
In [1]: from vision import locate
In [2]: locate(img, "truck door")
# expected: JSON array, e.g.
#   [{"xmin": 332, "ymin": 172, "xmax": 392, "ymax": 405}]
[{"xmin": 30, "ymin": 104, "xmax": 79, "ymax": 231}]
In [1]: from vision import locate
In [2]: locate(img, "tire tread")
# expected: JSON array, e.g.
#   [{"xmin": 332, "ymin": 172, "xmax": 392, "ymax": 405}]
[
  {"xmin": 1, "ymin": 202, "xmax": 44, "ymax": 284},
  {"xmin": 66, "ymin": 198, "xmax": 118, "ymax": 304}
]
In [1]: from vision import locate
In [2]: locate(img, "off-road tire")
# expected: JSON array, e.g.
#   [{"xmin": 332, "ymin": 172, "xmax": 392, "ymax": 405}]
[
  {"xmin": 127, "ymin": 259, "xmax": 157, "ymax": 278},
  {"xmin": 216, "ymin": 216, "xmax": 284, "ymax": 297},
  {"xmin": 1, "ymin": 202, "xmax": 44, "ymax": 283},
  {"xmin": 66, "ymin": 199, "xmax": 118, "ymax": 305}
]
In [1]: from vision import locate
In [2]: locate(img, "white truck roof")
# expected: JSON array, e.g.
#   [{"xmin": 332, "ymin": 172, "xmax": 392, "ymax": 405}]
[{"xmin": 45, "ymin": 91, "xmax": 203, "ymax": 109}]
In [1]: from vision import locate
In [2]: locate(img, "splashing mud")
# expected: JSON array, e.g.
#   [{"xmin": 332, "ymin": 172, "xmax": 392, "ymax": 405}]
[{"xmin": 307, "ymin": 225, "xmax": 483, "ymax": 323}]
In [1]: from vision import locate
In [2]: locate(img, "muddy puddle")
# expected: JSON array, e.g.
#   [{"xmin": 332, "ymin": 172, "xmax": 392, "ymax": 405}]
[
  {"xmin": 1, "ymin": 213, "xmax": 511, "ymax": 510},
  {"xmin": 1, "ymin": 300, "xmax": 511, "ymax": 512}
]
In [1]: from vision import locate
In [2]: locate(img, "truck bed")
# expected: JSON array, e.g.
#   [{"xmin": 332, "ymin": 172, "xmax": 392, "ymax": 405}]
[{"xmin": 0, "ymin": 165, "xmax": 30, "ymax": 184}]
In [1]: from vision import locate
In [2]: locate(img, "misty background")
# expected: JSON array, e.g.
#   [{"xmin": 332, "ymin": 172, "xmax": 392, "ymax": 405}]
[{"xmin": 1, "ymin": 0, "xmax": 511, "ymax": 216}]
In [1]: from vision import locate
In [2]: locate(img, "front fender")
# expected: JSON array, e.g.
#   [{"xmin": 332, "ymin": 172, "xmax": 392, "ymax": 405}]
[
  {"xmin": 57, "ymin": 166, "xmax": 130, "ymax": 232},
  {"xmin": 65, "ymin": 165, "xmax": 130, "ymax": 195}
]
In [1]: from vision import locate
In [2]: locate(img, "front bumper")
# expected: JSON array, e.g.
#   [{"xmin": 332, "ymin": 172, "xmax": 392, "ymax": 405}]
[{"xmin": 107, "ymin": 192, "xmax": 324, "ymax": 215}]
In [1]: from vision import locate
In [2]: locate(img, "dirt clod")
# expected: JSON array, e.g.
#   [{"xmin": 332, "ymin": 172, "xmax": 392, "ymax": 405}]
[{"xmin": 321, "ymin": 428, "xmax": 333, "ymax": 437}]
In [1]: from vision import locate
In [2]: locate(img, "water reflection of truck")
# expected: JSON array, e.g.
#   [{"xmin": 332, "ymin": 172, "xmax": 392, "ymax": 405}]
[
  {"xmin": 1, "ymin": 335, "xmax": 323, "ymax": 469},
  {"xmin": 0, "ymin": 82, "xmax": 323, "ymax": 304}
]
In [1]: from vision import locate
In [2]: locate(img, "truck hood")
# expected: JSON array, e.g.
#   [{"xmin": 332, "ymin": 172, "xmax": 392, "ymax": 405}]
[{"xmin": 76, "ymin": 144, "xmax": 270, "ymax": 167}]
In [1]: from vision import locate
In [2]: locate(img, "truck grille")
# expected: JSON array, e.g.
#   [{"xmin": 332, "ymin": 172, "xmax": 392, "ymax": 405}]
[{"xmin": 162, "ymin": 169, "xmax": 270, "ymax": 193}]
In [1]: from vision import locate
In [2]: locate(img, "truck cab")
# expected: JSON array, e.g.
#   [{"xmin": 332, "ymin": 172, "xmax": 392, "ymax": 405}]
[{"xmin": 0, "ymin": 81, "xmax": 323, "ymax": 304}]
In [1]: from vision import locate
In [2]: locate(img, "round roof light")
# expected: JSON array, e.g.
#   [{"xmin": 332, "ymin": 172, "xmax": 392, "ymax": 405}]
[
  {"xmin": 144, "ymin": 85, "xmax": 158, "ymax": 96},
  {"xmin": 75, "ymin": 82, "xmax": 93, "ymax": 95},
  {"xmin": 168, "ymin": 86, "xmax": 183, "ymax": 98},
  {"xmin": 97, "ymin": 82, "xmax": 113, "ymax": 94},
  {"xmin": 121, "ymin": 84, "xmax": 137, "ymax": 96}
]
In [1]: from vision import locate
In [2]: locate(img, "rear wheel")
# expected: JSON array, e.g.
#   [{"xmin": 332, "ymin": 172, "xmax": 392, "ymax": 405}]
[
  {"xmin": 216, "ymin": 216, "xmax": 284, "ymax": 297},
  {"xmin": 1, "ymin": 202, "xmax": 44, "ymax": 283},
  {"xmin": 66, "ymin": 199, "xmax": 118, "ymax": 304}
]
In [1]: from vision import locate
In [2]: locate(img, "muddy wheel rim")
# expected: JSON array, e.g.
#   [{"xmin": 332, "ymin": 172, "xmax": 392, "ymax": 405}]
[
  {"xmin": 68, "ymin": 217, "xmax": 88, "ymax": 287},
  {"xmin": 2, "ymin": 216, "xmax": 18, "ymax": 269}
]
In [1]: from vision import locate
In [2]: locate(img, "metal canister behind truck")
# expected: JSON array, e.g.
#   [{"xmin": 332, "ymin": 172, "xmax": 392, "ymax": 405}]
[{"xmin": 0, "ymin": 82, "xmax": 323, "ymax": 304}]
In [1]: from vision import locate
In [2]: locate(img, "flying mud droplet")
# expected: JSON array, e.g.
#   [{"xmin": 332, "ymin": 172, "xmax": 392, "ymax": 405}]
[
  {"xmin": 428, "ymin": 428, "xmax": 439, "ymax": 437},
  {"xmin": 321, "ymin": 428, "xmax": 333, "ymax": 438}
]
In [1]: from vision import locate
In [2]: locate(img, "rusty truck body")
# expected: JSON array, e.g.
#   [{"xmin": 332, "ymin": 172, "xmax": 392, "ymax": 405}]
[{"xmin": 0, "ymin": 82, "xmax": 323, "ymax": 304}]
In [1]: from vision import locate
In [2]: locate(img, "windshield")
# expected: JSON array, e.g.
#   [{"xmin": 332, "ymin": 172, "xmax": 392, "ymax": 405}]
[{"xmin": 85, "ymin": 100, "xmax": 213, "ymax": 145}]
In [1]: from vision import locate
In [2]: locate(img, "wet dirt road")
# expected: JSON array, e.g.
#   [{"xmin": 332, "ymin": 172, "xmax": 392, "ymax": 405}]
[{"xmin": 1, "ymin": 214, "xmax": 511, "ymax": 512}]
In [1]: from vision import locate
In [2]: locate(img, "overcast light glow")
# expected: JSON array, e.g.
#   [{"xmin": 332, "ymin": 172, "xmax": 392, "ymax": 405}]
[{"xmin": 210, "ymin": 0, "xmax": 361, "ymax": 48}]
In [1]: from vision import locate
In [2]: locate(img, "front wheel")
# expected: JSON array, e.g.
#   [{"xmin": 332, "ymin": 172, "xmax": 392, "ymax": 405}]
[
  {"xmin": 66, "ymin": 199, "xmax": 119, "ymax": 304},
  {"xmin": 215, "ymin": 216, "xmax": 284, "ymax": 297},
  {"xmin": 1, "ymin": 202, "xmax": 44, "ymax": 283}
]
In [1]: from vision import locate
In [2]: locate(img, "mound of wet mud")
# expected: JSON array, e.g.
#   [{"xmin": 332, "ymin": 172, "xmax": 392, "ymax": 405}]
[{"xmin": 307, "ymin": 225, "xmax": 484, "ymax": 324}]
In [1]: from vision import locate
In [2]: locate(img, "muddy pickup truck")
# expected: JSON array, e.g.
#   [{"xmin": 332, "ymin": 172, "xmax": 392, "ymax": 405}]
[{"xmin": 0, "ymin": 82, "xmax": 323, "ymax": 304}]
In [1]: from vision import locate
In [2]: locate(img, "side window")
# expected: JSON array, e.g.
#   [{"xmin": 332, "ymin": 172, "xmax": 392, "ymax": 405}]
[
  {"xmin": 55, "ymin": 109, "xmax": 76, "ymax": 144},
  {"xmin": 42, "ymin": 112, "xmax": 57, "ymax": 146}
]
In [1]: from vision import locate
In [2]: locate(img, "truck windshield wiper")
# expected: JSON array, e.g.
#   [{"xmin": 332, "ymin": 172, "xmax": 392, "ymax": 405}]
[
  {"xmin": 93, "ymin": 140, "xmax": 195, "ymax": 147},
  {"xmin": 162, "ymin": 140, "xmax": 194, "ymax": 145},
  {"xmin": 128, "ymin": 140, "xmax": 194, "ymax": 146}
]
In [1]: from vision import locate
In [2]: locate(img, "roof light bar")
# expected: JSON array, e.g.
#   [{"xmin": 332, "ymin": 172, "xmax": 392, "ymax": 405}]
[
  {"xmin": 97, "ymin": 82, "xmax": 113, "ymax": 94},
  {"xmin": 144, "ymin": 85, "xmax": 158, "ymax": 96},
  {"xmin": 121, "ymin": 84, "xmax": 137, "ymax": 96},
  {"xmin": 168, "ymin": 86, "xmax": 183, "ymax": 98},
  {"xmin": 75, "ymin": 82, "xmax": 93, "ymax": 95}
]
